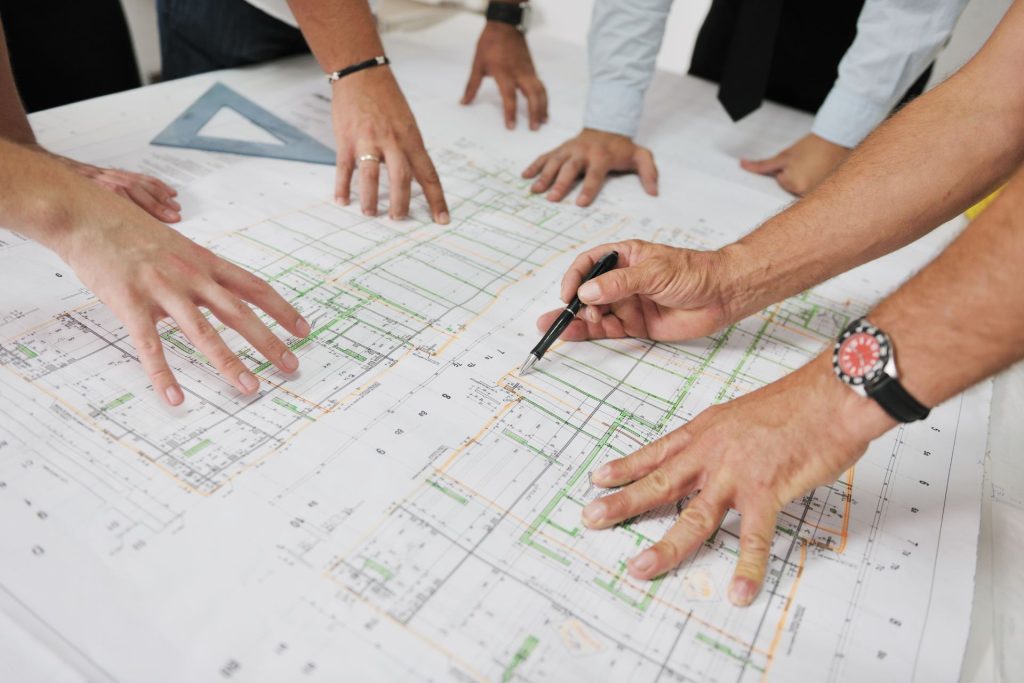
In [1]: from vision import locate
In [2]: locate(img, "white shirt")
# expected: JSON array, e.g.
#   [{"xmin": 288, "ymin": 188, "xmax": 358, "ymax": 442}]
[{"xmin": 584, "ymin": 0, "xmax": 970, "ymax": 147}]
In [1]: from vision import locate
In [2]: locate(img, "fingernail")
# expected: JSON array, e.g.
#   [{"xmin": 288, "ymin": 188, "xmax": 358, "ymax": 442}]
[
  {"xmin": 164, "ymin": 385, "xmax": 184, "ymax": 406},
  {"xmin": 585, "ymin": 306, "xmax": 601, "ymax": 323},
  {"xmin": 334, "ymin": 196, "xmax": 349, "ymax": 206},
  {"xmin": 581, "ymin": 501, "xmax": 605, "ymax": 527},
  {"xmin": 363, "ymin": 208, "xmax": 376, "ymax": 217},
  {"xmin": 168, "ymin": 199, "xmax": 181, "ymax": 210},
  {"xmin": 281, "ymin": 350, "xmax": 298, "ymax": 372},
  {"xmin": 163, "ymin": 209, "xmax": 178, "ymax": 220},
  {"xmin": 296, "ymin": 317, "xmax": 311, "ymax": 337},
  {"xmin": 506, "ymin": 121, "xmax": 514, "ymax": 130},
  {"xmin": 728, "ymin": 577, "xmax": 758, "ymax": 606},
  {"xmin": 592, "ymin": 463, "xmax": 612, "ymax": 483},
  {"xmin": 578, "ymin": 281, "xmax": 599, "ymax": 301},
  {"xmin": 238, "ymin": 371, "xmax": 259, "ymax": 393},
  {"xmin": 438, "ymin": 211, "xmax": 450, "ymax": 225},
  {"xmin": 629, "ymin": 549, "xmax": 657, "ymax": 576}
]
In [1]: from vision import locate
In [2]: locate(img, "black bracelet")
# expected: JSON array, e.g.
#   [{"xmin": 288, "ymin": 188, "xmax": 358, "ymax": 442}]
[{"xmin": 326, "ymin": 55, "xmax": 390, "ymax": 83}]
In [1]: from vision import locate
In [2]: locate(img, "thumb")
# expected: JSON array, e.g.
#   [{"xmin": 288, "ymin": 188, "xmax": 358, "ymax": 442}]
[
  {"xmin": 740, "ymin": 153, "xmax": 787, "ymax": 176},
  {"xmin": 577, "ymin": 264, "xmax": 662, "ymax": 305}
]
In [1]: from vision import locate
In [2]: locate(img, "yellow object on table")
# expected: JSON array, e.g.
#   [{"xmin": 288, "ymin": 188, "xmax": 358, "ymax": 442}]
[{"xmin": 966, "ymin": 187, "xmax": 1003, "ymax": 219}]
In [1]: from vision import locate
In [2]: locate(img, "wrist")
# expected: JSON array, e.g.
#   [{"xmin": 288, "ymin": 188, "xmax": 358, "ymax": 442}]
[
  {"xmin": 809, "ymin": 353, "xmax": 897, "ymax": 443},
  {"xmin": 330, "ymin": 62, "xmax": 395, "ymax": 97},
  {"xmin": 716, "ymin": 241, "xmax": 774, "ymax": 321},
  {"xmin": 581, "ymin": 127, "xmax": 632, "ymax": 143}
]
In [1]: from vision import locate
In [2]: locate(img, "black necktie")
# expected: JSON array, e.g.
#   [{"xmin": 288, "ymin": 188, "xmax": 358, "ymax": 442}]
[{"xmin": 716, "ymin": 0, "xmax": 784, "ymax": 121}]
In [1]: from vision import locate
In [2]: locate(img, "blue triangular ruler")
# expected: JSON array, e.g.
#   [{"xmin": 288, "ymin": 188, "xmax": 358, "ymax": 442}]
[{"xmin": 151, "ymin": 82, "xmax": 335, "ymax": 165}]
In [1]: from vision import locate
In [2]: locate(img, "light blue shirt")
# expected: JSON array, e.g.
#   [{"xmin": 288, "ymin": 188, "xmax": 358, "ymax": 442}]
[{"xmin": 584, "ymin": 0, "xmax": 970, "ymax": 147}]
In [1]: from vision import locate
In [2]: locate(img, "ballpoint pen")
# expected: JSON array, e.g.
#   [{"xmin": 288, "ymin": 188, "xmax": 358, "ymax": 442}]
[{"xmin": 518, "ymin": 251, "xmax": 619, "ymax": 376}]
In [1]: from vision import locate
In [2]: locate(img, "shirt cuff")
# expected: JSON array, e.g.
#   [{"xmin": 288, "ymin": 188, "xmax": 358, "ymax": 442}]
[
  {"xmin": 583, "ymin": 81, "xmax": 646, "ymax": 139},
  {"xmin": 811, "ymin": 84, "xmax": 893, "ymax": 148}
]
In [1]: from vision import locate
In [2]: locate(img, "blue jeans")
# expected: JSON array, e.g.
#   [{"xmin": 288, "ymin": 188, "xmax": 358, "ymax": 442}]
[{"xmin": 157, "ymin": 0, "xmax": 309, "ymax": 80}]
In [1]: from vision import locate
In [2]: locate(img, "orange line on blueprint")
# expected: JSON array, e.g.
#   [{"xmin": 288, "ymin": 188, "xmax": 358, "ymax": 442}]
[
  {"xmin": 0, "ymin": 362, "xmax": 213, "ymax": 497},
  {"xmin": 430, "ymin": 468, "xmax": 773, "ymax": 659},
  {"xmin": 2, "ymin": 299, "xmax": 102, "ymax": 345},
  {"xmin": 434, "ymin": 234, "xmax": 533, "ymax": 279},
  {"xmin": 760, "ymin": 539, "xmax": 808, "ymax": 681},
  {"xmin": 320, "ymin": 568, "xmax": 488, "ymax": 682}
]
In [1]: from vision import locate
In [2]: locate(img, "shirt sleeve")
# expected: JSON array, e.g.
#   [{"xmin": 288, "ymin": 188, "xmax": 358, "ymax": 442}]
[
  {"xmin": 583, "ymin": 0, "xmax": 675, "ymax": 138},
  {"xmin": 812, "ymin": 0, "xmax": 970, "ymax": 148}
]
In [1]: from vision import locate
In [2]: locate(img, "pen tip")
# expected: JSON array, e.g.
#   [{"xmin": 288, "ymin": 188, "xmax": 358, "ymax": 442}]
[{"xmin": 519, "ymin": 355, "xmax": 537, "ymax": 376}]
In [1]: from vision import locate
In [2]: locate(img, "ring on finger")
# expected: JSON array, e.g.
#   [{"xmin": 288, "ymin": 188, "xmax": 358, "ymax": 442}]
[{"xmin": 357, "ymin": 153, "xmax": 383, "ymax": 165}]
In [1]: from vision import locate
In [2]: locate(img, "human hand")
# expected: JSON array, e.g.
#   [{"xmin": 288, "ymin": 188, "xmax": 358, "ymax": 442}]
[
  {"xmin": 580, "ymin": 354, "xmax": 894, "ymax": 606},
  {"xmin": 56, "ymin": 195, "xmax": 310, "ymax": 406},
  {"xmin": 522, "ymin": 129, "xmax": 658, "ymax": 206},
  {"xmin": 330, "ymin": 67, "xmax": 449, "ymax": 223},
  {"xmin": 462, "ymin": 21, "xmax": 548, "ymax": 130},
  {"xmin": 536, "ymin": 240, "xmax": 748, "ymax": 342},
  {"xmin": 740, "ymin": 133, "xmax": 851, "ymax": 196},
  {"xmin": 33, "ymin": 145, "xmax": 182, "ymax": 223}
]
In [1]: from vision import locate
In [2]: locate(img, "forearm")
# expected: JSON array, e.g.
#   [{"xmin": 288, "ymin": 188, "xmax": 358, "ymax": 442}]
[
  {"xmin": 722, "ymin": 1, "xmax": 1024, "ymax": 316},
  {"xmin": 866, "ymin": 163, "xmax": 1024, "ymax": 408},
  {"xmin": 0, "ymin": 139, "xmax": 111, "ymax": 258},
  {"xmin": 0, "ymin": 22, "xmax": 36, "ymax": 145},
  {"xmin": 287, "ymin": 0, "xmax": 384, "ymax": 72},
  {"xmin": 583, "ymin": 0, "xmax": 673, "ymax": 137}
]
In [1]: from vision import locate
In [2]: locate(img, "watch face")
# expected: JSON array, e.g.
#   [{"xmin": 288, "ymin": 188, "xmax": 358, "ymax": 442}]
[{"xmin": 833, "ymin": 321, "xmax": 891, "ymax": 385}]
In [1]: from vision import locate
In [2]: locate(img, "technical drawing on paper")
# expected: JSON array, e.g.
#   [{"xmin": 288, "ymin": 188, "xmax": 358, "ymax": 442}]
[{"xmin": 0, "ymin": 138, "xmax": 986, "ymax": 683}]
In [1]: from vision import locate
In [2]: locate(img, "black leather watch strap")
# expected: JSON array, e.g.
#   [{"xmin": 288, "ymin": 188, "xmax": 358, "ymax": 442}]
[
  {"xmin": 486, "ymin": 2, "xmax": 525, "ymax": 30},
  {"xmin": 866, "ymin": 374, "xmax": 930, "ymax": 423}
]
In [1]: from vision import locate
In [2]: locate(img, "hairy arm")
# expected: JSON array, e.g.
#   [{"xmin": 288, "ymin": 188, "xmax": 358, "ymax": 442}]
[
  {"xmin": 723, "ymin": 0, "xmax": 1024, "ymax": 317},
  {"xmin": 580, "ymin": 159, "xmax": 1024, "ymax": 605}
]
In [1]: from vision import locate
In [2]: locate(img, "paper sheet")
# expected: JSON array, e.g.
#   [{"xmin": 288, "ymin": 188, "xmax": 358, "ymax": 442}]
[{"xmin": 0, "ymin": 17, "xmax": 989, "ymax": 682}]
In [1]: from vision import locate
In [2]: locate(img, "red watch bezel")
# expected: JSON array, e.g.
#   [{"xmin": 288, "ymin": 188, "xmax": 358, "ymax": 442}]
[{"xmin": 832, "ymin": 320, "xmax": 891, "ymax": 386}]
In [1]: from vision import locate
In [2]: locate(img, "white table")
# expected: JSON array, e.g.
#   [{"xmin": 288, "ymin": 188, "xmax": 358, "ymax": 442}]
[{"xmin": 6, "ymin": 9, "xmax": 1022, "ymax": 681}]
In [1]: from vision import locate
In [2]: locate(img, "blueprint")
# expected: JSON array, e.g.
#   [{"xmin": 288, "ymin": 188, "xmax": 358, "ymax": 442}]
[{"xmin": 0, "ymin": 51, "xmax": 988, "ymax": 683}]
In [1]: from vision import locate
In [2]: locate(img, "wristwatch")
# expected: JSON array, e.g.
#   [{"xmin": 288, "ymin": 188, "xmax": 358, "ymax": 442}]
[
  {"xmin": 832, "ymin": 318, "xmax": 930, "ymax": 423},
  {"xmin": 486, "ymin": 1, "xmax": 531, "ymax": 33}
]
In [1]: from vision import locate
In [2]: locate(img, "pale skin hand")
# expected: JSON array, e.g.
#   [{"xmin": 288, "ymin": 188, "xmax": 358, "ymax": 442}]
[
  {"xmin": 287, "ymin": 0, "xmax": 449, "ymax": 224},
  {"xmin": 581, "ymin": 354, "xmax": 893, "ymax": 606},
  {"xmin": 330, "ymin": 69, "xmax": 449, "ymax": 223},
  {"xmin": 0, "ymin": 24, "xmax": 181, "ymax": 223},
  {"xmin": 740, "ymin": 133, "xmax": 851, "ymax": 197},
  {"xmin": 523, "ymin": 129, "xmax": 658, "ymax": 206},
  {"xmin": 535, "ymin": 240, "xmax": 746, "ymax": 342},
  {"xmin": 462, "ymin": 21, "xmax": 548, "ymax": 131},
  {"xmin": 0, "ymin": 140, "xmax": 310, "ymax": 406},
  {"xmin": 43, "ymin": 148, "xmax": 182, "ymax": 223}
]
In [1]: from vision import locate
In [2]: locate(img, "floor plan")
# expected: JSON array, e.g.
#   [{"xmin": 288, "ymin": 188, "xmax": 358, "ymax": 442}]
[{"xmin": 0, "ymin": 71, "xmax": 987, "ymax": 682}]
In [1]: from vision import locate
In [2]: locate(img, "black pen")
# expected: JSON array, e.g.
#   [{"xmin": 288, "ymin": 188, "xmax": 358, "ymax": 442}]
[{"xmin": 518, "ymin": 251, "xmax": 619, "ymax": 376}]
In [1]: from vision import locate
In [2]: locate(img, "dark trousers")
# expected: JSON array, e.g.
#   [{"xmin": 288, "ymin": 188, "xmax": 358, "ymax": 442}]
[
  {"xmin": 689, "ymin": 0, "xmax": 930, "ymax": 115},
  {"xmin": 157, "ymin": 0, "xmax": 309, "ymax": 81},
  {"xmin": 0, "ymin": 0, "xmax": 141, "ymax": 112}
]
